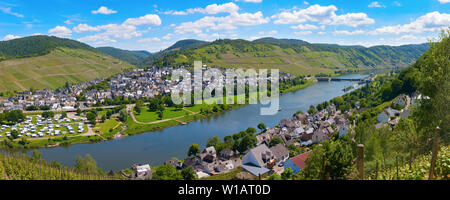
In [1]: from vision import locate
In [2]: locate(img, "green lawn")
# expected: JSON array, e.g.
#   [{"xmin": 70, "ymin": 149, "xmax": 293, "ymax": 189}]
[{"xmin": 134, "ymin": 107, "xmax": 189, "ymax": 123}]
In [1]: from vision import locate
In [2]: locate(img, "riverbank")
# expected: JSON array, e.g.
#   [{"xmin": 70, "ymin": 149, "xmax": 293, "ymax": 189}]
[{"xmin": 0, "ymin": 79, "xmax": 316, "ymax": 150}]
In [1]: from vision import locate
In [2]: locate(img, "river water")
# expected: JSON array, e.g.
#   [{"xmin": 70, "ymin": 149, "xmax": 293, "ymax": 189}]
[{"xmin": 18, "ymin": 73, "xmax": 368, "ymax": 171}]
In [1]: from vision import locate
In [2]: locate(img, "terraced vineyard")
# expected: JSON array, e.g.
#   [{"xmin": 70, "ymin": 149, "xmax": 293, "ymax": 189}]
[
  {"xmin": 0, "ymin": 47, "xmax": 133, "ymax": 92},
  {"xmin": 0, "ymin": 153, "xmax": 122, "ymax": 180}
]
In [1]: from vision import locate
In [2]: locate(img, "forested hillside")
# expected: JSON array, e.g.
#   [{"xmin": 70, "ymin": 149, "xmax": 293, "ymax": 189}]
[
  {"xmin": 295, "ymin": 30, "xmax": 449, "ymax": 180},
  {"xmin": 148, "ymin": 38, "xmax": 428, "ymax": 76},
  {"xmin": 97, "ymin": 47, "xmax": 151, "ymax": 67},
  {"xmin": 0, "ymin": 35, "xmax": 97, "ymax": 61}
]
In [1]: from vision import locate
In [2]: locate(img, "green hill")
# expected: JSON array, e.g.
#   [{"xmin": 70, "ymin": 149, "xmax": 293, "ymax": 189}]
[
  {"xmin": 0, "ymin": 36, "xmax": 134, "ymax": 92},
  {"xmin": 144, "ymin": 39, "xmax": 208, "ymax": 64},
  {"xmin": 0, "ymin": 35, "xmax": 96, "ymax": 61},
  {"xmin": 97, "ymin": 47, "xmax": 151, "ymax": 67},
  {"xmin": 148, "ymin": 38, "xmax": 428, "ymax": 76}
]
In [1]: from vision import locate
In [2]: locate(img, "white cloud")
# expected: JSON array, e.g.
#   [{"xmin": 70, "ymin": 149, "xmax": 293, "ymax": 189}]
[
  {"xmin": 329, "ymin": 13, "xmax": 375, "ymax": 27},
  {"xmin": 272, "ymin": 4, "xmax": 374, "ymax": 27},
  {"xmin": 393, "ymin": 1, "xmax": 402, "ymax": 6},
  {"xmin": 0, "ymin": 7, "xmax": 23, "ymax": 18},
  {"xmin": 162, "ymin": 33, "xmax": 174, "ymax": 40},
  {"xmin": 370, "ymin": 11, "xmax": 450, "ymax": 34},
  {"xmin": 333, "ymin": 30, "xmax": 365, "ymax": 35},
  {"xmin": 368, "ymin": 2, "xmax": 385, "ymax": 8},
  {"xmin": 258, "ymin": 30, "xmax": 278, "ymax": 36},
  {"xmin": 123, "ymin": 14, "xmax": 162, "ymax": 26},
  {"xmin": 290, "ymin": 24, "xmax": 319, "ymax": 30},
  {"xmin": 438, "ymin": 0, "xmax": 450, "ymax": 4},
  {"xmin": 138, "ymin": 37, "xmax": 161, "ymax": 43},
  {"xmin": 75, "ymin": 13, "xmax": 162, "ymax": 45},
  {"xmin": 237, "ymin": 0, "xmax": 262, "ymax": 3},
  {"xmin": 64, "ymin": 20, "xmax": 73, "ymax": 25},
  {"xmin": 175, "ymin": 11, "xmax": 269, "ymax": 35},
  {"xmin": 2, "ymin": 34, "xmax": 20, "ymax": 40},
  {"xmin": 48, "ymin": 26, "xmax": 72, "ymax": 37},
  {"xmin": 165, "ymin": 2, "xmax": 240, "ymax": 15},
  {"xmin": 92, "ymin": 6, "xmax": 117, "ymax": 15},
  {"xmin": 73, "ymin": 24, "xmax": 100, "ymax": 33}
]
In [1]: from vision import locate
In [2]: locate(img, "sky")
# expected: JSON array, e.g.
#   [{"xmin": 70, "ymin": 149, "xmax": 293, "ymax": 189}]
[{"xmin": 0, "ymin": 0, "xmax": 449, "ymax": 52}]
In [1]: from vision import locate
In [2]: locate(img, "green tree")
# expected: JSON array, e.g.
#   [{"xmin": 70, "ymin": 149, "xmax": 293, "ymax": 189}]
[
  {"xmin": 281, "ymin": 167, "xmax": 294, "ymax": 180},
  {"xmin": 118, "ymin": 109, "xmax": 128, "ymax": 122},
  {"xmin": 31, "ymin": 150, "xmax": 42, "ymax": 162},
  {"xmin": 42, "ymin": 111, "xmax": 55, "ymax": 119},
  {"xmin": 74, "ymin": 154, "xmax": 99, "ymax": 174},
  {"xmin": 238, "ymin": 134, "xmax": 257, "ymax": 153},
  {"xmin": 188, "ymin": 144, "xmax": 200, "ymax": 157},
  {"xmin": 308, "ymin": 105, "xmax": 317, "ymax": 114},
  {"xmin": 86, "ymin": 112, "xmax": 97, "ymax": 125},
  {"xmin": 206, "ymin": 136, "xmax": 222, "ymax": 148},
  {"xmin": 181, "ymin": 166, "xmax": 197, "ymax": 180},
  {"xmin": 257, "ymin": 123, "xmax": 266, "ymax": 132},
  {"xmin": 414, "ymin": 30, "xmax": 450, "ymax": 145},
  {"xmin": 246, "ymin": 127, "xmax": 256, "ymax": 134},
  {"xmin": 269, "ymin": 137, "xmax": 283, "ymax": 147},
  {"xmin": 152, "ymin": 164, "xmax": 183, "ymax": 180},
  {"xmin": 76, "ymin": 108, "xmax": 82, "ymax": 116}
]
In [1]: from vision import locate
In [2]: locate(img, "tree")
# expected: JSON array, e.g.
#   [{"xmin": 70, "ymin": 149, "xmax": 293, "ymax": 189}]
[
  {"xmin": 86, "ymin": 112, "xmax": 97, "ymax": 125},
  {"xmin": 31, "ymin": 150, "xmax": 42, "ymax": 162},
  {"xmin": 302, "ymin": 140, "xmax": 354, "ymax": 180},
  {"xmin": 188, "ymin": 144, "xmax": 200, "ymax": 157},
  {"xmin": 10, "ymin": 130, "xmax": 19, "ymax": 140},
  {"xmin": 157, "ymin": 110, "xmax": 164, "ymax": 120},
  {"xmin": 42, "ymin": 111, "xmax": 55, "ymax": 119},
  {"xmin": 101, "ymin": 115, "xmax": 107, "ymax": 122},
  {"xmin": 308, "ymin": 105, "xmax": 317, "ymax": 114},
  {"xmin": 246, "ymin": 127, "xmax": 256, "ymax": 134},
  {"xmin": 266, "ymin": 173, "xmax": 281, "ymax": 180},
  {"xmin": 257, "ymin": 123, "xmax": 266, "ymax": 132},
  {"xmin": 281, "ymin": 167, "xmax": 294, "ymax": 180},
  {"xmin": 76, "ymin": 108, "xmax": 82, "ymax": 116},
  {"xmin": 61, "ymin": 111, "xmax": 67, "ymax": 118},
  {"xmin": 181, "ymin": 166, "xmax": 197, "ymax": 180},
  {"xmin": 74, "ymin": 154, "xmax": 99, "ymax": 174},
  {"xmin": 153, "ymin": 164, "xmax": 183, "ymax": 180},
  {"xmin": 118, "ymin": 109, "xmax": 128, "ymax": 122},
  {"xmin": 414, "ymin": 30, "xmax": 450, "ymax": 145},
  {"xmin": 269, "ymin": 137, "xmax": 283, "ymax": 147},
  {"xmin": 206, "ymin": 136, "xmax": 222, "ymax": 148},
  {"xmin": 238, "ymin": 134, "xmax": 257, "ymax": 153}
]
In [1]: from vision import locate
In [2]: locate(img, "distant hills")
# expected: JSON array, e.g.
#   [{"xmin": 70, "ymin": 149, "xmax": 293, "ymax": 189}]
[
  {"xmin": 0, "ymin": 35, "xmax": 134, "ymax": 92},
  {"xmin": 97, "ymin": 47, "xmax": 152, "ymax": 67},
  {"xmin": 146, "ymin": 37, "xmax": 429, "ymax": 76},
  {"xmin": 0, "ymin": 35, "xmax": 429, "ymax": 92}
]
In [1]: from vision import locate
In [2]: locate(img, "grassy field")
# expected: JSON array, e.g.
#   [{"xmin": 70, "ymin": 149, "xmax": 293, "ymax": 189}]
[
  {"xmin": 0, "ymin": 47, "xmax": 134, "ymax": 92},
  {"xmin": 134, "ymin": 107, "xmax": 190, "ymax": 123}
]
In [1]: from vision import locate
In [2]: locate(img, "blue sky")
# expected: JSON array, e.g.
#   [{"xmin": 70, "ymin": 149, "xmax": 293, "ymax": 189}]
[{"xmin": 1, "ymin": 0, "xmax": 449, "ymax": 52}]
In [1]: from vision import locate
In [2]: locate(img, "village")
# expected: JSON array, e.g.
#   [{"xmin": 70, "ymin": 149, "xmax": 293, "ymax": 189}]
[
  {"xmin": 126, "ymin": 93, "xmax": 415, "ymax": 180},
  {"xmin": 0, "ymin": 66, "xmax": 292, "ymax": 112}
]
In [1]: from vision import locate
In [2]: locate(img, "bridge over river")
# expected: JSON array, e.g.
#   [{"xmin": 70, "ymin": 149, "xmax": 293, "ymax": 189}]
[{"xmin": 316, "ymin": 74, "xmax": 375, "ymax": 84}]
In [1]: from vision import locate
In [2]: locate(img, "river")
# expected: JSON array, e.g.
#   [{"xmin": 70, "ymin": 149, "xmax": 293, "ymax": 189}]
[{"xmin": 19, "ymin": 73, "xmax": 368, "ymax": 171}]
